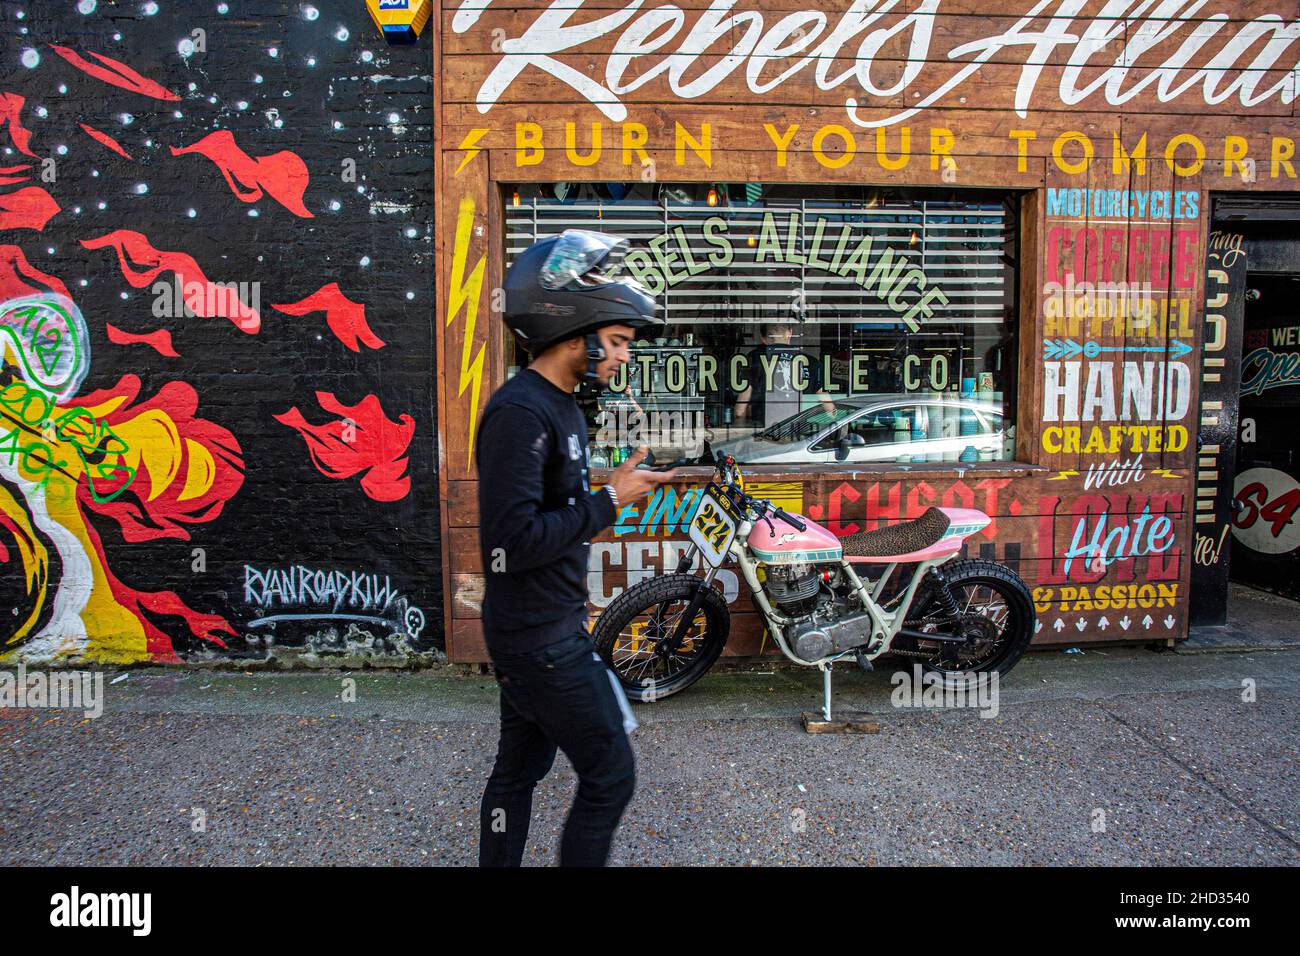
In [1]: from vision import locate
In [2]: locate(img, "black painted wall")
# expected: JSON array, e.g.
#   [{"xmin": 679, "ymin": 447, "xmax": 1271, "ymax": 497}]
[{"xmin": 0, "ymin": 0, "xmax": 440, "ymax": 664}]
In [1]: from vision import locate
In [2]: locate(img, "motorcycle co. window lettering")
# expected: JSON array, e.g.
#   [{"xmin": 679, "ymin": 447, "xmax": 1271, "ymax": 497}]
[{"xmin": 503, "ymin": 183, "xmax": 1019, "ymax": 468}]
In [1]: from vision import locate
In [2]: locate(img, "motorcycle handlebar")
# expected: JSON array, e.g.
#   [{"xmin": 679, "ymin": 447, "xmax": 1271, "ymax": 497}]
[
  {"xmin": 773, "ymin": 508, "xmax": 807, "ymax": 533},
  {"xmin": 714, "ymin": 455, "xmax": 806, "ymax": 531}
]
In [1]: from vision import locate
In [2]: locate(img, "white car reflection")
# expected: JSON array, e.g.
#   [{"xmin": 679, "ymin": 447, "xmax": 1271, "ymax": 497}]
[{"xmin": 713, "ymin": 394, "xmax": 1009, "ymax": 464}]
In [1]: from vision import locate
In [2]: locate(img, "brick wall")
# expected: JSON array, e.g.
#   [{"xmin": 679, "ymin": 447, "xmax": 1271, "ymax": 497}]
[{"xmin": 0, "ymin": 0, "xmax": 441, "ymax": 664}]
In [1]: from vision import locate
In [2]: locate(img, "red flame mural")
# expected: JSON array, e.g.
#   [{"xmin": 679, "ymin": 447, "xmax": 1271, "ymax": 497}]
[
  {"xmin": 171, "ymin": 130, "xmax": 313, "ymax": 218},
  {"xmin": 0, "ymin": 20, "xmax": 420, "ymax": 665},
  {"xmin": 0, "ymin": 186, "xmax": 61, "ymax": 232},
  {"xmin": 81, "ymin": 510, "xmax": 237, "ymax": 661},
  {"xmin": 81, "ymin": 229, "xmax": 261, "ymax": 332},
  {"xmin": 47, "ymin": 45, "xmax": 181, "ymax": 101},
  {"xmin": 274, "ymin": 392, "xmax": 414, "ymax": 503},
  {"xmin": 0, "ymin": 244, "xmax": 70, "ymax": 299},
  {"xmin": 70, "ymin": 375, "xmax": 246, "ymax": 542},
  {"xmin": 272, "ymin": 283, "xmax": 385, "ymax": 352},
  {"xmin": 0, "ymin": 100, "xmax": 59, "ymax": 232},
  {"xmin": 0, "ymin": 93, "xmax": 38, "ymax": 158},
  {"xmin": 105, "ymin": 323, "xmax": 179, "ymax": 358},
  {"xmin": 79, "ymin": 123, "xmax": 133, "ymax": 160},
  {"xmin": 0, "ymin": 163, "xmax": 33, "ymax": 187}
]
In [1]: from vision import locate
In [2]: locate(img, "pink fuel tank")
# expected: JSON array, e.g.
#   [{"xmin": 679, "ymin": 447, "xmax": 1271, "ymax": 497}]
[{"xmin": 747, "ymin": 515, "xmax": 843, "ymax": 565}]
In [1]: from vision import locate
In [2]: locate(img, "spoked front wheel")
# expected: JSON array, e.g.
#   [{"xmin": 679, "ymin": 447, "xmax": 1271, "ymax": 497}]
[
  {"xmin": 897, "ymin": 560, "xmax": 1036, "ymax": 685},
  {"xmin": 591, "ymin": 574, "xmax": 730, "ymax": 702}
]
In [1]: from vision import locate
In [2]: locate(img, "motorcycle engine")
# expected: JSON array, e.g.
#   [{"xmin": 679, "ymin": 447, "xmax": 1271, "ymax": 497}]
[
  {"xmin": 760, "ymin": 563, "xmax": 822, "ymax": 616},
  {"xmin": 760, "ymin": 563, "xmax": 876, "ymax": 662}
]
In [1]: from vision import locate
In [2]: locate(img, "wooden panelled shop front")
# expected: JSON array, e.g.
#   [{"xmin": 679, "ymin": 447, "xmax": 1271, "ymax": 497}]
[{"xmin": 433, "ymin": 0, "xmax": 1300, "ymax": 662}]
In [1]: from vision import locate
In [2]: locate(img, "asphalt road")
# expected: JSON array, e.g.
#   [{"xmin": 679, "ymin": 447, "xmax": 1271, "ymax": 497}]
[{"xmin": 1, "ymin": 645, "xmax": 1297, "ymax": 866}]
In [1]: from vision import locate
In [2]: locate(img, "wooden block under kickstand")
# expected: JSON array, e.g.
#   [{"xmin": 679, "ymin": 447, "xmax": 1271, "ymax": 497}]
[{"xmin": 801, "ymin": 711, "xmax": 882, "ymax": 734}]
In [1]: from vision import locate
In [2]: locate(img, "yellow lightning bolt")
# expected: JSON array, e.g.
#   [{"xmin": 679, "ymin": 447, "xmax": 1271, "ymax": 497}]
[
  {"xmin": 1153, "ymin": 469, "xmax": 1181, "ymax": 479},
  {"xmin": 454, "ymin": 128, "xmax": 490, "ymax": 176},
  {"xmin": 1047, "ymin": 470, "xmax": 1079, "ymax": 480},
  {"xmin": 447, "ymin": 196, "xmax": 486, "ymax": 468}
]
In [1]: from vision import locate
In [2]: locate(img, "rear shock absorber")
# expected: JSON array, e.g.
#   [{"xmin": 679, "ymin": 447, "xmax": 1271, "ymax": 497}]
[
  {"xmin": 928, "ymin": 566, "xmax": 963, "ymax": 620},
  {"xmin": 923, "ymin": 566, "xmax": 966, "ymax": 667}
]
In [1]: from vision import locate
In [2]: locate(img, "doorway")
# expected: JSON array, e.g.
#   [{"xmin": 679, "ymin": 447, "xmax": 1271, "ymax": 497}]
[
  {"xmin": 1230, "ymin": 271, "xmax": 1300, "ymax": 599},
  {"xmin": 1191, "ymin": 197, "xmax": 1300, "ymax": 630}
]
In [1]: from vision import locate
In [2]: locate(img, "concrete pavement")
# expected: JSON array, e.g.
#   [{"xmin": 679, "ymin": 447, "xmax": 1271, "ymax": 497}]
[{"xmin": 1, "ymin": 638, "xmax": 1297, "ymax": 866}]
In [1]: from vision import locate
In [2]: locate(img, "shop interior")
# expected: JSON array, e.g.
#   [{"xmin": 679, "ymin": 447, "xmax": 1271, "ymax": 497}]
[{"xmin": 504, "ymin": 181, "xmax": 1021, "ymax": 469}]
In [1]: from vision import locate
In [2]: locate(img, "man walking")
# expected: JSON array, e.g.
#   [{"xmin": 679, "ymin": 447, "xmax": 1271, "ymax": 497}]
[{"xmin": 477, "ymin": 230, "xmax": 674, "ymax": 867}]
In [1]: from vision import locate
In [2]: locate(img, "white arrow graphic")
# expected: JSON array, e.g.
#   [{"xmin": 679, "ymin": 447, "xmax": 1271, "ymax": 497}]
[
  {"xmin": 1120, "ymin": 616, "xmax": 1131, "ymax": 630},
  {"xmin": 1053, "ymin": 618, "xmax": 1064, "ymax": 632},
  {"xmin": 1164, "ymin": 615, "xmax": 1175, "ymax": 629},
  {"xmin": 1098, "ymin": 616, "xmax": 1109, "ymax": 630},
  {"xmin": 1034, "ymin": 620, "xmax": 1042, "ymax": 633},
  {"xmin": 1075, "ymin": 618, "xmax": 1087, "ymax": 631},
  {"xmin": 1142, "ymin": 614, "xmax": 1154, "ymax": 630}
]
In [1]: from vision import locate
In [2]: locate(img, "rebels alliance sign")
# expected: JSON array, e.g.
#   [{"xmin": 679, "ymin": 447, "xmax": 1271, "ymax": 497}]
[{"xmin": 454, "ymin": 0, "xmax": 1300, "ymax": 125}]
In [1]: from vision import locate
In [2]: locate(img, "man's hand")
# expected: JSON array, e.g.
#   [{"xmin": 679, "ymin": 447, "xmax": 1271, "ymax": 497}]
[{"xmin": 607, "ymin": 446, "xmax": 676, "ymax": 504}]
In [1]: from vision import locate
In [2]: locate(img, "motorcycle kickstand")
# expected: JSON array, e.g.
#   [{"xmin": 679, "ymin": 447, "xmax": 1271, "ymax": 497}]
[
  {"xmin": 801, "ymin": 661, "xmax": 882, "ymax": 735},
  {"xmin": 820, "ymin": 662, "xmax": 833, "ymax": 722}
]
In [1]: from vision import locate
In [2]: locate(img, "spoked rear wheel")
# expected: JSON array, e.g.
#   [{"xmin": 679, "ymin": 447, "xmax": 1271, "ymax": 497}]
[
  {"xmin": 591, "ymin": 574, "xmax": 730, "ymax": 702},
  {"xmin": 897, "ymin": 560, "xmax": 1035, "ymax": 685}
]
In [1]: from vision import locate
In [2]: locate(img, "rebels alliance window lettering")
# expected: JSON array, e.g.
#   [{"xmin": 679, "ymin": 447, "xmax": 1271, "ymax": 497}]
[{"xmin": 504, "ymin": 183, "xmax": 1019, "ymax": 468}]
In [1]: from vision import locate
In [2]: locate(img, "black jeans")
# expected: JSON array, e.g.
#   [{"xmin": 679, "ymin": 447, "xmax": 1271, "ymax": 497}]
[{"xmin": 479, "ymin": 630, "xmax": 636, "ymax": 867}]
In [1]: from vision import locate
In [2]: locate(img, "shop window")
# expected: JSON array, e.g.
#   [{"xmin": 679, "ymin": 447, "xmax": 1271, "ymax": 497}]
[{"xmin": 503, "ymin": 183, "xmax": 1020, "ymax": 468}]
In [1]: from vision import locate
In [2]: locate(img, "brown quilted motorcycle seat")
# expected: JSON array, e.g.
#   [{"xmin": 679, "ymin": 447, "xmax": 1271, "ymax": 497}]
[{"xmin": 839, "ymin": 506, "xmax": 951, "ymax": 558}]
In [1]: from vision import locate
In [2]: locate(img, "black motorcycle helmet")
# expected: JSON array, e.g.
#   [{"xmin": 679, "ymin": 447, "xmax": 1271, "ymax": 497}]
[{"xmin": 504, "ymin": 230, "xmax": 663, "ymax": 367}]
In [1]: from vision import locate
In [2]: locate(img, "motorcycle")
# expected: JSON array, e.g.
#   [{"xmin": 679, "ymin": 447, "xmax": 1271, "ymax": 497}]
[{"xmin": 592, "ymin": 454, "xmax": 1036, "ymax": 721}]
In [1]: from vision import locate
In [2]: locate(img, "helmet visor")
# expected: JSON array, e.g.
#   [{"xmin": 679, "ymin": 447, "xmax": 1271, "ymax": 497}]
[{"xmin": 538, "ymin": 229, "xmax": 630, "ymax": 291}]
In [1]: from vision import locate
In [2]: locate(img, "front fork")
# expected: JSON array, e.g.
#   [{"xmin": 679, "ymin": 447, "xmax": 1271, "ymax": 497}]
[{"xmin": 657, "ymin": 550, "xmax": 717, "ymax": 657}]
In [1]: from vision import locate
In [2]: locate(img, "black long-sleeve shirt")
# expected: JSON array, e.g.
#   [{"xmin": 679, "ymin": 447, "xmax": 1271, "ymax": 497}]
[{"xmin": 476, "ymin": 368, "xmax": 616, "ymax": 655}]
